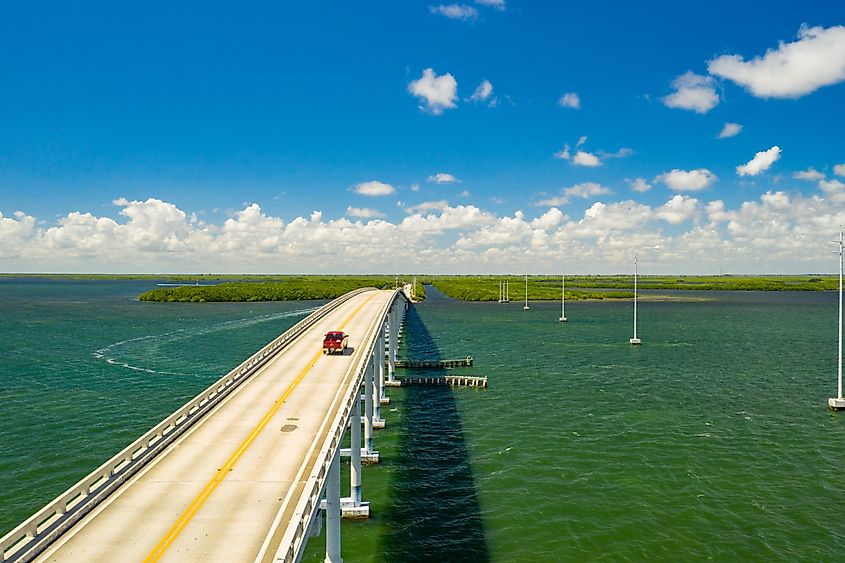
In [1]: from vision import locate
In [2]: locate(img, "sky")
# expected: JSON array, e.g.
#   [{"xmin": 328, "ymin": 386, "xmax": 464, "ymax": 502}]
[{"xmin": 1, "ymin": 0, "xmax": 845, "ymax": 274}]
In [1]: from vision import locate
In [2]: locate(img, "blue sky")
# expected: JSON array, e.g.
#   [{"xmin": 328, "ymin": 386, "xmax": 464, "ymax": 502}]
[{"xmin": 1, "ymin": 1, "xmax": 845, "ymax": 273}]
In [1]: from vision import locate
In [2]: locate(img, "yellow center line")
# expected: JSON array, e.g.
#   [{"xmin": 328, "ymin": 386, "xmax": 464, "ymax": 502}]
[{"xmin": 144, "ymin": 291, "xmax": 379, "ymax": 562}]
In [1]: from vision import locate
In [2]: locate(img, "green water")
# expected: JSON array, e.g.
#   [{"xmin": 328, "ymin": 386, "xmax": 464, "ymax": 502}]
[{"xmin": 2, "ymin": 280, "xmax": 845, "ymax": 561}]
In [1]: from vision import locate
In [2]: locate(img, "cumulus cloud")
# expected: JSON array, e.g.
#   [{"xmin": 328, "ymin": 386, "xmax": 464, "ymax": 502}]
[
  {"xmin": 0, "ymin": 210, "xmax": 36, "ymax": 258},
  {"xmin": 708, "ymin": 25, "xmax": 845, "ymax": 98},
  {"xmin": 9, "ymin": 182, "xmax": 845, "ymax": 273},
  {"xmin": 354, "ymin": 181, "xmax": 396, "ymax": 196},
  {"xmin": 717, "ymin": 122, "xmax": 743, "ymax": 139},
  {"xmin": 820, "ymin": 179, "xmax": 845, "ymax": 203},
  {"xmin": 705, "ymin": 200, "xmax": 734, "ymax": 223},
  {"xmin": 662, "ymin": 71, "xmax": 720, "ymax": 113},
  {"xmin": 346, "ymin": 207, "xmax": 386, "ymax": 219},
  {"xmin": 628, "ymin": 178, "xmax": 652, "ymax": 193},
  {"xmin": 736, "ymin": 146, "xmax": 781, "ymax": 177},
  {"xmin": 470, "ymin": 79, "xmax": 494, "ymax": 103},
  {"xmin": 408, "ymin": 68, "xmax": 458, "ymax": 115},
  {"xmin": 572, "ymin": 151, "xmax": 601, "ymax": 167},
  {"xmin": 558, "ymin": 92, "xmax": 580, "ymax": 109},
  {"xmin": 429, "ymin": 4, "xmax": 478, "ymax": 20},
  {"xmin": 536, "ymin": 182, "xmax": 611, "ymax": 206},
  {"xmin": 655, "ymin": 169, "xmax": 717, "ymax": 192},
  {"xmin": 656, "ymin": 195, "xmax": 699, "ymax": 225},
  {"xmin": 835, "ymin": 164, "xmax": 845, "ymax": 177},
  {"xmin": 427, "ymin": 172, "xmax": 460, "ymax": 184},
  {"xmin": 794, "ymin": 168, "xmax": 825, "ymax": 181}
]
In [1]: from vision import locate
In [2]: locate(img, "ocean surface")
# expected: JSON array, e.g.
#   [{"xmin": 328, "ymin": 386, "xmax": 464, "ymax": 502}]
[{"xmin": 2, "ymin": 279, "xmax": 845, "ymax": 561}]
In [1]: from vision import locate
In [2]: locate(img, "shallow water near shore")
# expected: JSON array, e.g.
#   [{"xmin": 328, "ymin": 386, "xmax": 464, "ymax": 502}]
[{"xmin": 2, "ymin": 280, "xmax": 845, "ymax": 560}]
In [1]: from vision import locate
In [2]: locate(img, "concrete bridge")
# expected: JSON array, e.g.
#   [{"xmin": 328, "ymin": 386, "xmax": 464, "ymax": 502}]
[{"xmin": 1, "ymin": 287, "xmax": 410, "ymax": 563}]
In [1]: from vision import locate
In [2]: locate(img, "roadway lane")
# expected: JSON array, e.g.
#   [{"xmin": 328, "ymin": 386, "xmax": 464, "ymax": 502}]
[{"xmin": 35, "ymin": 289, "xmax": 393, "ymax": 562}]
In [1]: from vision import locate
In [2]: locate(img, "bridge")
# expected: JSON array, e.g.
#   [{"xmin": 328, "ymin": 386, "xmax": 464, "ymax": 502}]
[{"xmin": 1, "ymin": 287, "xmax": 410, "ymax": 563}]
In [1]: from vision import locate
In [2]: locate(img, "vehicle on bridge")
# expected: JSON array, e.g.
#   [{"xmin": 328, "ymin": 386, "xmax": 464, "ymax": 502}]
[{"xmin": 322, "ymin": 331, "xmax": 349, "ymax": 354}]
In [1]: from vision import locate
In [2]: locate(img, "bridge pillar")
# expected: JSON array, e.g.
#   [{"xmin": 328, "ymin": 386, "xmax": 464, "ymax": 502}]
[
  {"xmin": 378, "ymin": 326, "xmax": 389, "ymax": 405},
  {"xmin": 350, "ymin": 392, "xmax": 362, "ymax": 505},
  {"xmin": 388, "ymin": 305, "xmax": 398, "ymax": 382},
  {"xmin": 364, "ymin": 357, "xmax": 374, "ymax": 454},
  {"xmin": 373, "ymin": 329, "xmax": 384, "ymax": 428},
  {"xmin": 325, "ymin": 448, "xmax": 342, "ymax": 563}
]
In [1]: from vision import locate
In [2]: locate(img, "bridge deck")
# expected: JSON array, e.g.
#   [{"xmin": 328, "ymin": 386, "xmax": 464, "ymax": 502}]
[{"xmin": 35, "ymin": 289, "xmax": 392, "ymax": 563}]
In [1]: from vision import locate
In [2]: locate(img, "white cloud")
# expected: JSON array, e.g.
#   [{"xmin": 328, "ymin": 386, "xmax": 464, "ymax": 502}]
[
  {"xmin": 8, "ymin": 190, "xmax": 845, "ymax": 273},
  {"xmin": 705, "ymin": 200, "xmax": 734, "ymax": 223},
  {"xmin": 717, "ymin": 122, "xmax": 743, "ymax": 139},
  {"xmin": 475, "ymin": 0, "xmax": 505, "ymax": 9},
  {"xmin": 410, "ymin": 183, "xmax": 421, "ymax": 192},
  {"xmin": 354, "ymin": 181, "xmax": 396, "ymax": 196},
  {"xmin": 408, "ymin": 68, "xmax": 458, "ymax": 115},
  {"xmin": 427, "ymin": 172, "xmax": 460, "ymax": 184},
  {"xmin": 736, "ymin": 146, "xmax": 781, "ymax": 177},
  {"xmin": 558, "ymin": 92, "xmax": 580, "ymax": 109},
  {"xmin": 554, "ymin": 145, "xmax": 571, "ymax": 160},
  {"xmin": 346, "ymin": 207, "xmax": 386, "ymax": 219},
  {"xmin": 536, "ymin": 182, "xmax": 611, "ymax": 206},
  {"xmin": 530, "ymin": 207, "xmax": 565, "ymax": 229},
  {"xmin": 429, "ymin": 4, "xmax": 478, "ymax": 20},
  {"xmin": 628, "ymin": 178, "xmax": 652, "ymax": 193},
  {"xmin": 406, "ymin": 200, "xmax": 450, "ymax": 214},
  {"xmin": 564, "ymin": 182, "xmax": 611, "ymax": 199},
  {"xmin": 572, "ymin": 151, "xmax": 601, "ymax": 167},
  {"xmin": 0, "ymin": 210, "xmax": 36, "ymax": 258},
  {"xmin": 656, "ymin": 195, "xmax": 699, "ymax": 225},
  {"xmin": 820, "ymin": 179, "xmax": 845, "ymax": 203},
  {"xmin": 708, "ymin": 25, "xmax": 845, "ymax": 98},
  {"xmin": 794, "ymin": 168, "xmax": 825, "ymax": 181},
  {"xmin": 600, "ymin": 147, "xmax": 633, "ymax": 159},
  {"xmin": 835, "ymin": 164, "xmax": 845, "ymax": 177},
  {"xmin": 662, "ymin": 71, "xmax": 720, "ymax": 113},
  {"xmin": 555, "ymin": 137, "xmax": 629, "ymax": 167},
  {"xmin": 470, "ymin": 79, "xmax": 494, "ymax": 102},
  {"xmin": 655, "ymin": 169, "xmax": 717, "ymax": 192}
]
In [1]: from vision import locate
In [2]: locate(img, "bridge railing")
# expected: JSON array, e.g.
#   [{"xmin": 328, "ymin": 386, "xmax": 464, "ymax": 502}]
[
  {"xmin": 268, "ymin": 288, "xmax": 406, "ymax": 562},
  {"xmin": 0, "ymin": 287, "xmax": 374, "ymax": 563}
]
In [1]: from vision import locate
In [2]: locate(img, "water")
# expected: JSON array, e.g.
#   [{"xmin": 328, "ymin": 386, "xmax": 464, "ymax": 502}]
[{"xmin": 2, "ymin": 280, "xmax": 845, "ymax": 560}]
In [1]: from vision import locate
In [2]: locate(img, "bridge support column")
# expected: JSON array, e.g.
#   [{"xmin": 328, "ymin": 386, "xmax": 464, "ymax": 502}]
[
  {"xmin": 325, "ymin": 448, "xmax": 342, "ymax": 563},
  {"xmin": 364, "ymin": 358, "xmax": 375, "ymax": 457},
  {"xmin": 350, "ymin": 394, "xmax": 362, "ymax": 505},
  {"xmin": 334, "ymin": 390, "xmax": 370, "ymax": 518},
  {"xmin": 388, "ymin": 306, "xmax": 398, "ymax": 382},
  {"xmin": 378, "ymin": 327, "xmax": 389, "ymax": 404},
  {"xmin": 373, "ymin": 329, "xmax": 385, "ymax": 428}
]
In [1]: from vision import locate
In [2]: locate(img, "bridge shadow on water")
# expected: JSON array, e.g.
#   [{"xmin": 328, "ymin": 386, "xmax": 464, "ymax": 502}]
[{"xmin": 380, "ymin": 304, "xmax": 490, "ymax": 562}]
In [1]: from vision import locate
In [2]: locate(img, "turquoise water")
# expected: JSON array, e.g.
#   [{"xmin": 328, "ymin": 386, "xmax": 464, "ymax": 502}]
[{"xmin": 2, "ymin": 280, "xmax": 845, "ymax": 560}]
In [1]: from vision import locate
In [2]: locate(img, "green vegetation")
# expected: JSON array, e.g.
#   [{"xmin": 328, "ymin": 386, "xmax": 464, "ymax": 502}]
[
  {"xmin": 138, "ymin": 276, "xmax": 424, "ymax": 303},
  {"xmin": 421, "ymin": 274, "xmax": 837, "ymax": 302},
  {"xmin": 428, "ymin": 277, "xmax": 632, "ymax": 302}
]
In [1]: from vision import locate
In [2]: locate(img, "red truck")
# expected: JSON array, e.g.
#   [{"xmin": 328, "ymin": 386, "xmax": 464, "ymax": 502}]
[{"xmin": 322, "ymin": 331, "xmax": 349, "ymax": 355}]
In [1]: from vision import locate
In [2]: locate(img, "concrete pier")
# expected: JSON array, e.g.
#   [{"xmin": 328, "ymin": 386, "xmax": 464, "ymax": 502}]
[
  {"xmin": 396, "ymin": 375, "xmax": 488, "ymax": 389},
  {"xmin": 394, "ymin": 356, "xmax": 473, "ymax": 369}
]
